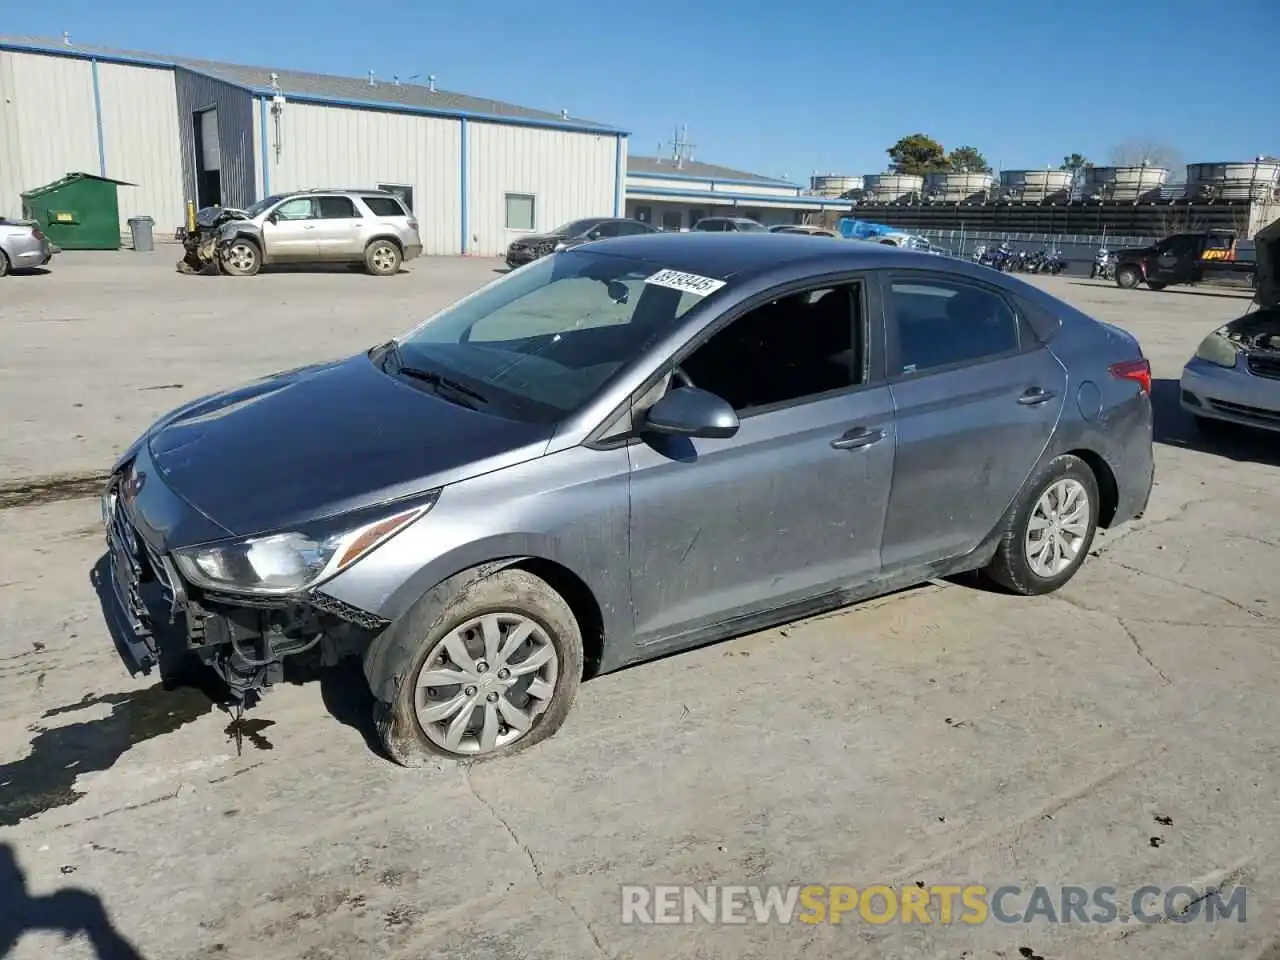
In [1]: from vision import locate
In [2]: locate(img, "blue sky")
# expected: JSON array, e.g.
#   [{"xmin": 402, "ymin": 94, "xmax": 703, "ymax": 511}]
[{"xmin": 9, "ymin": 0, "xmax": 1278, "ymax": 181}]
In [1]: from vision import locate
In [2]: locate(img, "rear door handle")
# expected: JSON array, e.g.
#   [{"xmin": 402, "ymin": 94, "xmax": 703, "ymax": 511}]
[
  {"xmin": 831, "ymin": 426, "xmax": 885, "ymax": 450},
  {"xmin": 1017, "ymin": 387, "xmax": 1057, "ymax": 406}
]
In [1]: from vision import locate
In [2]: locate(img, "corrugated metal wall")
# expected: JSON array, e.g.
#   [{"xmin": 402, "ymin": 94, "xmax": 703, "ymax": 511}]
[
  {"xmin": 96, "ymin": 62, "xmax": 185, "ymax": 232},
  {"xmin": 466, "ymin": 124, "xmax": 617, "ymax": 256},
  {"xmin": 0, "ymin": 51, "xmax": 99, "ymax": 218},
  {"xmin": 174, "ymin": 68, "xmax": 257, "ymax": 212},
  {"xmin": 263, "ymin": 102, "xmax": 462, "ymax": 255}
]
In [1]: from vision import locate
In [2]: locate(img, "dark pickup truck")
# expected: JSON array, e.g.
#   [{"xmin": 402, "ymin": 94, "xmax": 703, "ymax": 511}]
[{"xmin": 1113, "ymin": 230, "xmax": 1256, "ymax": 292}]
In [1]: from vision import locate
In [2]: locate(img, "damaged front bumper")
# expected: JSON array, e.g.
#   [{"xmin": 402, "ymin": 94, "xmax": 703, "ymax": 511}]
[{"xmin": 100, "ymin": 465, "xmax": 390, "ymax": 702}]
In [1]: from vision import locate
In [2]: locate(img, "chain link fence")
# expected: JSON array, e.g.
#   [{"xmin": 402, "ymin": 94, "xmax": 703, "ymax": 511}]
[{"xmin": 910, "ymin": 229, "xmax": 1155, "ymax": 276}]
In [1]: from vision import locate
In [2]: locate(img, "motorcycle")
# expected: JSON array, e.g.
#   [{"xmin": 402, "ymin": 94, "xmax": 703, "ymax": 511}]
[
  {"xmin": 1090, "ymin": 248, "xmax": 1115, "ymax": 280},
  {"xmin": 1042, "ymin": 249, "xmax": 1066, "ymax": 275}
]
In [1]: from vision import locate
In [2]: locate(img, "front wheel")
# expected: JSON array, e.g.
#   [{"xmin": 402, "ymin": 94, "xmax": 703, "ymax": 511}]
[
  {"xmin": 1146, "ymin": 281, "xmax": 1167, "ymax": 291},
  {"xmin": 377, "ymin": 568, "xmax": 584, "ymax": 763},
  {"xmin": 1115, "ymin": 265, "xmax": 1141, "ymax": 289},
  {"xmin": 365, "ymin": 239, "xmax": 402, "ymax": 276},
  {"xmin": 982, "ymin": 454, "xmax": 1100, "ymax": 596},
  {"xmin": 0, "ymin": 250, "xmax": 9, "ymax": 277},
  {"xmin": 220, "ymin": 239, "xmax": 261, "ymax": 276}
]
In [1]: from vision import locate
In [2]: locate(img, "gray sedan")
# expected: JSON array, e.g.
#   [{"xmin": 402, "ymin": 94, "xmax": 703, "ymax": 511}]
[
  {"xmin": 0, "ymin": 218, "xmax": 57, "ymax": 275},
  {"xmin": 1180, "ymin": 309, "xmax": 1280, "ymax": 433},
  {"xmin": 99, "ymin": 233, "xmax": 1155, "ymax": 764}
]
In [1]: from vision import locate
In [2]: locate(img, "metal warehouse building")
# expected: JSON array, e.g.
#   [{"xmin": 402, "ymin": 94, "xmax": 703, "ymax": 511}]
[{"xmin": 0, "ymin": 36, "xmax": 627, "ymax": 256}]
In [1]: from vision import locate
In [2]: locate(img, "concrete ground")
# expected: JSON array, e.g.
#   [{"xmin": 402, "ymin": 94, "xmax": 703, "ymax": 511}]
[{"xmin": 1, "ymin": 252, "xmax": 1278, "ymax": 960}]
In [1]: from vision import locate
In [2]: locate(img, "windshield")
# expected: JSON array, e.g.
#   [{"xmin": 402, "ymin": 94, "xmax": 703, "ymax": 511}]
[
  {"xmin": 392, "ymin": 251, "xmax": 718, "ymax": 421},
  {"xmin": 242, "ymin": 195, "xmax": 285, "ymax": 218},
  {"xmin": 735, "ymin": 220, "xmax": 768, "ymax": 232},
  {"xmin": 549, "ymin": 218, "xmax": 604, "ymax": 237}
]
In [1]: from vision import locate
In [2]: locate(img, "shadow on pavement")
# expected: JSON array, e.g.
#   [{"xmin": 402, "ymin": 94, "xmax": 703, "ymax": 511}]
[
  {"xmin": 0, "ymin": 843, "xmax": 147, "ymax": 959},
  {"xmin": 1065, "ymin": 280, "xmax": 1252, "ymax": 300},
  {"xmin": 1151, "ymin": 377, "xmax": 1280, "ymax": 467}
]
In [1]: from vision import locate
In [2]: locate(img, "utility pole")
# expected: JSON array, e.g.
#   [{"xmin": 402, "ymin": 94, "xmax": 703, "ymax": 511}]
[{"xmin": 665, "ymin": 124, "xmax": 697, "ymax": 169}]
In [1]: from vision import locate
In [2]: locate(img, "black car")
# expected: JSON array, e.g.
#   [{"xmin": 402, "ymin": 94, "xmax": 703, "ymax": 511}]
[{"xmin": 504, "ymin": 217, "xmax": 656, "ymax": 267}]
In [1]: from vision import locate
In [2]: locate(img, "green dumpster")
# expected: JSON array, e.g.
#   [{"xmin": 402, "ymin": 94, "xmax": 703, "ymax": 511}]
[{"xmin": 20, "ymin": 172, "xmax": 135, "ymax": 251}]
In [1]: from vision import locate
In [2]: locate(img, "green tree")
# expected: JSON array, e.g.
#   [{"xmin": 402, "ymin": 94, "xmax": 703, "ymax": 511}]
[
  {"xmin": 946, "ymin": 145, "xmax": 991, "ymax": 173},
  {"xmin": 1060, "ymin": 153, "xmax": 1092, "ymax": 172},
  {"xmin": 887, "ymin": 134, "xmax": 947, "ymax": 175}
]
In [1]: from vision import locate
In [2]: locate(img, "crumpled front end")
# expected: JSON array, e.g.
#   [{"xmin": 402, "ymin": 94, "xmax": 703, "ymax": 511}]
[{"xmin": 99, "ymin": 450, "xmax": 391, "ymax": 704}]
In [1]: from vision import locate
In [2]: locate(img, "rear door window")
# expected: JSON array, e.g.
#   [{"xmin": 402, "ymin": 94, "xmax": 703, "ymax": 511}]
[
  {"xmin": 887, "ymin": 277, "xmax": 1022, "ymax": 375},
  {"xmin": 316, "ymin": 196, "xmax": 359, "ymax": 219}
]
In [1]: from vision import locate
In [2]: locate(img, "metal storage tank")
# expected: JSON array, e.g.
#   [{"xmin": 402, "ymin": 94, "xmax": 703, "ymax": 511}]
[
  {"xmin": 1183, "ymin": 159, "xmax": 1280, "ymax": 201},
  {"xmin": 863, "ymin": 173, "xmax": 924, "ymax": 202},
  {"xmin": 810, "ymin": 174, "xmax": 863, "ymax": 197},
  {"xmin": 999, "ymin": 169, "xmax": 1075, "ymax": 202},
  {"xmin": 1083, "ymin": 165, "xmax": 1169, "ymax": 201},
  {"xmin": 925, "ymin": 170, "xmax": 994, "ymax": 202}
]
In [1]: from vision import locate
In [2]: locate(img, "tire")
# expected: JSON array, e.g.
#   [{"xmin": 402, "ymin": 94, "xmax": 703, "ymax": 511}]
[
  {"xmin": 1146, "ymin": 281, "xmax": 1167, "ymax": 291},
  {"xmin": 0, "ymin": 249, "xmax": 9, "ymax": 278},
  {"xmin": 982, "ymin": 454, "xmax": 1100, "ymax": 596},
  {"xmin": 220, "ymin": 238, "xmax": 261, "ymax": 276},
  {"xmin": 365, "ymin": 239, "xmax": 402, "ymax": 276},
  {"xmin": 1115, "ymin": 266, "xmax": 1141, "ymax": 289},
  {"xmin": 375, "ymin": 568, "xmax": 584, "ymax": 765}
]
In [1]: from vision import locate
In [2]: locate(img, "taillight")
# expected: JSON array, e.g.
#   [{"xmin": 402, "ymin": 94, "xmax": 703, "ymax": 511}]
[
  {"xmin": 31, "ymin": 226, "xmax": 45, "ymax": 241},
  {"xmin": 1109, "ymin": 358, "xmax": 1151, "ymax": 395}
]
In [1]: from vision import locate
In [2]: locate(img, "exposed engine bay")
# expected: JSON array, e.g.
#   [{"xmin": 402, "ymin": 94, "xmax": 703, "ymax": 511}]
[
  {"xmin": 176, "ymin": 205, "xmax": 259, "ymax": 276},
  {"xmin": 102, "ymin": 469, "xmax": 386, "ymax": 705}
]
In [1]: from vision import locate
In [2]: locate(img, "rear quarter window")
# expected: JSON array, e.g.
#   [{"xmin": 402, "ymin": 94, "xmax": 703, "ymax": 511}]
[
  {"xmin": 363, "ymin": 196, "xmax": 407, "ymax": 217},
  {"xmin": 1012, "ymin": 295, "xmax": 1063, "ymax": 344}
]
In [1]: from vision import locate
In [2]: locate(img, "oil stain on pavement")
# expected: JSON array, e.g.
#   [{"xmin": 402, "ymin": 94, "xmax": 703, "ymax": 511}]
[{"xmin": 0, "ymin": 683, "xmax": 215, "ymax": 827}]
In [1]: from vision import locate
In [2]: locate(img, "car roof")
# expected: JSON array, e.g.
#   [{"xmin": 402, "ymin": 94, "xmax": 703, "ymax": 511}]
[{"xmin": 578, "ymin": 231, "xmax": 986, "ymax": 281}]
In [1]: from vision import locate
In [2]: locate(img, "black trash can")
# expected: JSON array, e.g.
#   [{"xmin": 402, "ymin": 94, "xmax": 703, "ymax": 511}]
[{"xmin": 128, "ymin": 216, "xmax": 155, "ymax": 252}]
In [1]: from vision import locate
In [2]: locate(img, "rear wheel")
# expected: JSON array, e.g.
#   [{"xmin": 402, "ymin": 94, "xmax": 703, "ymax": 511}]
[
  {"xmin": 365, "ymin": 239, "xmax": 402, "ymax": 276},
  {"xmin": 982, "ymin": 454, "xmax": 1100, "ymax": 596},
  {"xmin": 0, "ymin": 249, "xmax": 9, "ymax": 277},
  {"xmin": 1115, "ymin": 265, "xmax": 1141, "ymax": 289},
  {"xmin": 376, "ymin": 568, "xmax": 584, "ymax": 764},
  {"xmin": 1146, "ymin": 281, "xmax": 1167, "ymax": 291},
  {"xmin": 220, "ymin": 239, "xmax": 261, "ymax": 276}
]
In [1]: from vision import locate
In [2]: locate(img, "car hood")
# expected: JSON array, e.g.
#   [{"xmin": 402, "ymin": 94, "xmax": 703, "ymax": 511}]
[
  {"xmin": 1254, "ymin": 217, "xmax": 1279, "ymax": 308},
  {"xmin": 1218, "ymin": 307, "xmax": 1280, "ymax": 351},
  {"xmin": 145, "ymin": 354, "xmax": 553, "ymax": 539},
  {"xmin": 509, "ymin": 233, "xmax": 566, "ymax": 246}
]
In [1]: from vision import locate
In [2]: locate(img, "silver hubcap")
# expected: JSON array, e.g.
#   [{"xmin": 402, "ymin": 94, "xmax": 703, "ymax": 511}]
[
  {"xmin": 226, "ymin": 243, "xmax": 256, "ymax": 272},
  {"xmin": 1025, "ymin": 478, "xmax": 1090, "ymax": 578},
  {"xmin": 413, "ymin": 613, "xmax": 559, "ymax": 756},
  {"xmin": 371, "ymin": 245, "xmax": 397, "ymax": 272}
]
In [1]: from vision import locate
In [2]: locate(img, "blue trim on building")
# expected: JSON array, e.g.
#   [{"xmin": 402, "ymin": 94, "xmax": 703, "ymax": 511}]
[
  {"xmin": 246, "ymin": 88, "xmax": 629, "ymax": 136},
  {"xmin": 460, "ymin": 118, "xmax": 469, "ymax": 255},
  {"xmin": 90, "ymin": 58, "xmax": 107, "ymax": 177},
  {"xmin": 0, "ymin": 40, "xmax": 630, "ymax": 136},
  {"xmin": 614, "ymin": 137, "xmax": 624, "ymax": 217},
  {"xmin": 628, "ymin": 169, "xmax": 798, "ymax": 188},
  {"xmin": 0, "ymin": 40, "xmax": 173, "ymax": 70},
  {"xmin": 626, "ymin": 185, "xmax": 847, "ymax": 208},
  {"xmin": 258, "ymin": 98, "xmax": 271, "ymax": 199}
]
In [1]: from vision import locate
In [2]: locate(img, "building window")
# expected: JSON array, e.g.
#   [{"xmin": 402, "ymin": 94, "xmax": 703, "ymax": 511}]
[
  {"xmin": 662, "ymin": 210, "xmax": 682, "ymax": 231},
  {"xmin": 634, "ymin": 205, "xmax": 652, "ymax": 224},
  {"xmin": 378, "ymin": 184, "xmax": 414, "ymax": 213},
  {"xmin": 505, "ymin": 193, "xmax": 535, "ymax": 231}
]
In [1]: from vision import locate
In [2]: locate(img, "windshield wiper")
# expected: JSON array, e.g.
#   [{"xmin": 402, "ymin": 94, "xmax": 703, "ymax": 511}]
[{"xmin": 397, "ymin": 365, "xmax": 490, "ymax": 409}]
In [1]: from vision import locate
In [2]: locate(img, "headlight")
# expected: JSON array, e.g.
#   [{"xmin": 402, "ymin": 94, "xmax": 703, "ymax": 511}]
[
  {"xmin": 1193, "ymin": 330, "xmax": 1239, "ymax": 369},
  {"xmin": 172, "ymin": 493, "xmax": 438, "ymax": 595},
  {"xmin": 553, "ymin": 242, "xmax": 567, "ymax": 252}
]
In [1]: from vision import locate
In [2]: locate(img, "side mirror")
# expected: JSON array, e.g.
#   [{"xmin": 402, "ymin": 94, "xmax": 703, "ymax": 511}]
[
  {"xmin": 265, "ymin": 211, "xmax": 279, "ymax": 224},
  {"xmin": 644, "ymin": 387, "xmax": 739, "ymax": 439}
]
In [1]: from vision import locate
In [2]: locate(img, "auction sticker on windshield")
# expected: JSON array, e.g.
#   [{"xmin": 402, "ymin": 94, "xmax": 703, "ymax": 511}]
[{"xmin": 645, "ymin": 269, "xmax": 727, "ymax": 297}]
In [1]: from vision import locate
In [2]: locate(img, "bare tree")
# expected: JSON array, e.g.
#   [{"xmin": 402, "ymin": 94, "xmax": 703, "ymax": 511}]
[{"xmin": 1109, "ymin": 138, "xmax": 1183, "ymax": 171}]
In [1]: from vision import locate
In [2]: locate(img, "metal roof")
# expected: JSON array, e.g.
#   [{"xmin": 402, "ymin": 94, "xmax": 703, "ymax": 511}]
[
  {"xmin": 0, "ymin": 35, "xmax": 627, "ymax": 135},
  {"xmin": 627, "ymin": 155, "xmax": 797, "ymax": 186}
]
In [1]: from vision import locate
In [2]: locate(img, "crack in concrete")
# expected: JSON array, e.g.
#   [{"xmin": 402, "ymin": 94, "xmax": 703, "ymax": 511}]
[
  {"xmin": 1102, "ymin": 556, "xmax": 1276, "ymax": 623},
  {"xmin": 1116, "ymin": 619, "xmax": 1173, "ymax": 685},
  {"xmin": 463, "ymin": 766, "xmax": 613, "ymax": 959},
  {"xmin": 0, "ymin": 471, "xmax": 111, "ymax": 510}
]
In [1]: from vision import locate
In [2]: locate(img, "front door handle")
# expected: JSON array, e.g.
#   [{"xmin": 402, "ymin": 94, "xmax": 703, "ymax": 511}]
[
  {"xmin": 1017, "ymin": 387, "xmax": 1057, "ymax": 406},
  {"xmin": 831, "ymin": 426, "xmax": 885, "ymax": 450}
]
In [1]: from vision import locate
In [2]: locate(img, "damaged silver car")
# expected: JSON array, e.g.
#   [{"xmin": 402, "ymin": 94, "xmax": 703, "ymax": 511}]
[
  {"xmin": 102, "ymin": 233, "xmax": 1154, "ymax": 764},
  {"xmin": 1180, "ymin": 218, "xmax": 1280, "ymax": 434}
]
